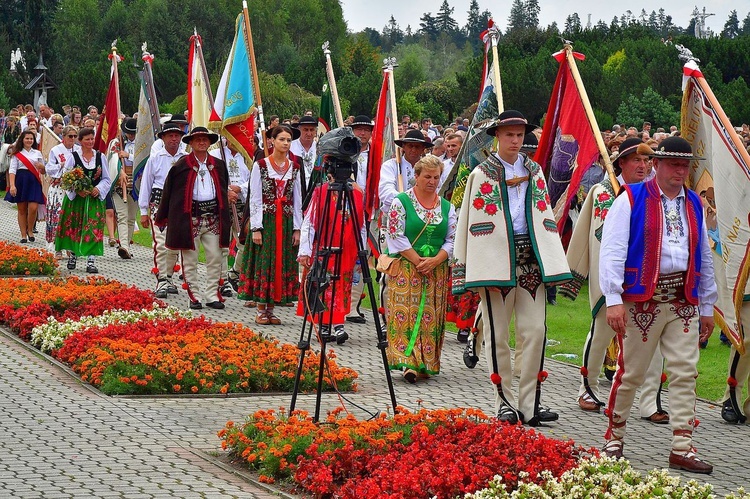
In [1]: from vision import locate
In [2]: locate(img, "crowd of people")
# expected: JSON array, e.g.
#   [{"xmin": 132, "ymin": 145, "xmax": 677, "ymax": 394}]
[{"xmin": 2, "ymin": 99, "xmax": 749, "ymax": 477}]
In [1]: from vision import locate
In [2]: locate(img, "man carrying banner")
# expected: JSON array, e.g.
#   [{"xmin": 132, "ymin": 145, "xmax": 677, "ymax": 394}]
[
  {"xmin": 139, "ymin": 122, "xmax": 186, "ymax": 298},
  {"xmin": 111, "ymin": 118, "xmax": 139, "ymax": 259},
  {"xmin": 564, "ymin": 137, "xmax": 668, "ymax": 423},
  {"xmin": 600, "ymin": 136, "xmax": 717, "ymax": 474},
  {"xmin": 155, "ymin": 127, "xmax": 230, "ymax": 310},
  {"xmin": 290, "ymin": 115, "xmax": 318, "ymax": 203},
  {"xmin": 453, "ymin": 110, "xmax": 571, "ymax": 426},
  {"xmin": 210, "ymin": 139, "xmax": 250, "ymax": 296}
]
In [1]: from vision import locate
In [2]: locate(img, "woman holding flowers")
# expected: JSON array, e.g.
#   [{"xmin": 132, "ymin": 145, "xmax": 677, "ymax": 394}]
[
  {"xmin": 384, "ymin": 155, "xmax": 456, "ymax": 383},
  {"xmin": 238, "ymin": 125, "xmax": 302, "ymax": 325},
  {"xmin": 56, "ymin": 127, "xmax": 111, "ymax": 273},
  {"xmin": 45, "ymin": 125, "xmax": 81, "ymax": 256},
  {"xmin": 5, "ymin": 129, "xmax": 46, "ymax": 243}
]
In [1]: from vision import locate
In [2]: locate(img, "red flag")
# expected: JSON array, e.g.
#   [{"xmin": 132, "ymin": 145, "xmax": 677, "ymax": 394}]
[
  {"xmin": 535, "ymin": 51, "xmax": 600, "ymax": 234},
  {"xmin": 94, "ymin": 51, "xmax": 122, "ymax": 154},
  {"xmin": 366, "ymin": 70, "xmax": 395, "ymax": 218}
]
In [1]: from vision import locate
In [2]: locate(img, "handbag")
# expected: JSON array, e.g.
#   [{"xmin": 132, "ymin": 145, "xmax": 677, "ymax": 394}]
[{"xmin": 376, "ymin": 254, "xmax": 401, "ymax": 276}]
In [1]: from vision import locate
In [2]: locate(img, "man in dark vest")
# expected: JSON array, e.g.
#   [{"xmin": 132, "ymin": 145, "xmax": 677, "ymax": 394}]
[{"xmin": 155, "ymin": 127, "xmax": 231, "ymax": 310}]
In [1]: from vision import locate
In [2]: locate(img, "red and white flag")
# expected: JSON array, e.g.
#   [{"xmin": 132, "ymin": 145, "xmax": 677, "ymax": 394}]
[{"xmin": 366, "ymin": 69, "xmax": 396, "ymax": 219}]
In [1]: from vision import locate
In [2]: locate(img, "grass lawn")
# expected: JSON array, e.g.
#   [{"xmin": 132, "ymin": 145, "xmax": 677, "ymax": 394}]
[{"xmin": 131, "ymin": 226, "xmax": 206, "ymax": 263}]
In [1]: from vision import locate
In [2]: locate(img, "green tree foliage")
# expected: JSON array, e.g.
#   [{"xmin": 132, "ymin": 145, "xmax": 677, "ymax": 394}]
[
  {"xmin": 393, "ymin": 45, "xmax": 428, "ymax": 93},
  {"xmin": 337, "ymin": 34, "xmax": 382, "ymax": 116},
  {"xmin": 715, "ymin": 77, "xmax": 750, "ymax": 125},
  {"xmin": 435, "ymin": 1, "xmax": 458, "ymax": 33},
  {"xmin": 722, "ymin": 10, "xmax": 741, "ymax": 39},
  {"xmin": 616, "ymin": 87, "xmax": 680, "ymax": 129}
]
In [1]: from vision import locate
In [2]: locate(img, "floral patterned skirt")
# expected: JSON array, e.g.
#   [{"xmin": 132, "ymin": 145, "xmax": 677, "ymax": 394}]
[
  {"xmin": 386, "ymin": 259, "xmax": 449, "ymax": 375},
  {"xmin": 45, "ymin": 184, "xmax": 65, "ymax": 244},
  {"xmin": 55, "ymin": 195, "xmax": 105, "ymax": 256},
  {"xmin": 238, "ymin": 212, "xmax": 299, "ymax": 305}
]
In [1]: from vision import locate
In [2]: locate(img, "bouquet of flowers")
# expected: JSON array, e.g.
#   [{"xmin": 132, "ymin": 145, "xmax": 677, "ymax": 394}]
[{"xmin": 60, "ymin": 166, "xmax": 93, "ymax": 193}]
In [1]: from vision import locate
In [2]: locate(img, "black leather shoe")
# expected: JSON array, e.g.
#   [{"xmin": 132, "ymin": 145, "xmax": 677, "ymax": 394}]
[
  {"xmin": 346, "ymin": 314, "xmax": 366, "ymax": 324},
  {"xmin": 463, "ymin": 343, "xmax": 479, "ymax": 368},
  {"xmin": 220, "ymin": 282, "xmax": 233, "ymax": 297},
  {"xmin": 226, "ymin": 270, "xmax": 240, "ymax": 292},
  {"xmin": 206, "ymin": 301, "xmax": 225, "ymax": 310},
  {"xmin": 527, "ymin": 407, "xmax": 559, "ymax": 426},
  {"xmin": 67, "ymin": 255, "xmax": 77, "ymax": 270},
  {"xmin": 86, "ymin": 263, "xmax": 98, "ymax": 274},
  {"xmin": 457, "ymin": 328, "xmax": 470, "ymax": 343},
  {"xmin": 497, "ymin": 405, "xmax": 519, "ymax": 424},
  {"xmin": 721, "ymin": 399, "xmax": 740, "ymax": 423},
  {"xmin": 334, "ymin": 325, "xmax": 349, "ymax": 345},
  {"xmin": 189, "ymin": 301, "xmax": 203, "ymax": 310}
]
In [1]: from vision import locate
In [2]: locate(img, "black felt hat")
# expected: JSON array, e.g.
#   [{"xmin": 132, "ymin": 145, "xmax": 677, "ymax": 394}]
[
  {"xmin": 349, "ymin": 115, "xmax": 374, "ymax": 128},
  {"xmin": 394, "ymin": 129, "xmax": 433, "ymax": 148},
  {"xmin": 485, "ymin": 110, "xmax": 537, "ymax": 136},
  {"xmin": 157, "ymin": 121, "xmax": 186, "ymax": 138},
  {"xmin": 181, "ymin": 126, "xmax": 219, "ymax": 144},
  {"xmin": 652, "ymin": 136, "xmax": 704, "ymax": 161},
  {"xmin": 612, "ymin": 137, "xmax": 653, "ymax": 167},
  {"xmin": 120, "ymin": 118, "xmax": 137, "ymax": 134}
]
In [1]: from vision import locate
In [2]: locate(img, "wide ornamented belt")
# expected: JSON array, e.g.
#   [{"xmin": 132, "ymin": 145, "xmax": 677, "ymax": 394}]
[
  {"xmin": 192, "ymin": 199, "xmax": 218, "ymax": 217},
  {"xmin": 149, "ymin": 188, "xmax": 163, "ymax": 206},
  {"xmin": 514, "ymin": 234, "xmax": 537, "ymax": 267},
  {"xmin": 651, "ymin": 271, "xmax": 686, "ymax": 303}
]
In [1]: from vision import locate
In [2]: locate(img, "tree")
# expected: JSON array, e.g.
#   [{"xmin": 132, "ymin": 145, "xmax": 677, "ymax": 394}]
[
  {"xmin": 508, "ymin": 0, "xmax": 526, "ymax": 32},
  {"xmin": 721, "ymin": 10, "xmax": 740, "ymax": 39},
  {"xmin": 382, "ymin": 15, "xmax": 404, "ymax": 51},
  {"xmin": 419, "ymin": 12, "xmax": 439, "ymax": 40},
  {"xmin": 394, "ymin": 45, "xmax": 428, "ymax": 93},
  {"xmin": 524, "ymin": 0, "xmax": 540, "ymax": 29},
  {"xmin": 564, "ymin": 14, "xmax": 582, "ymax": 36},
  {"xmin": 435, "ymin": 1, "xmax": 458, "ymax": 33},
  {"xmin": 743, "ymin": 13, "xmax": 750, "ymax": 35},
  {"xmin": 616, "ymin": 87, "xmax": 679, "ymax": 129}
]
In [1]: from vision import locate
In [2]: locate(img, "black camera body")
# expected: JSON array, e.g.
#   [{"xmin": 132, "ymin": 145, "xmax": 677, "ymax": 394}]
[{"xmin": 318, "ymin": 127, "xmax": 361, "ymax": 181}]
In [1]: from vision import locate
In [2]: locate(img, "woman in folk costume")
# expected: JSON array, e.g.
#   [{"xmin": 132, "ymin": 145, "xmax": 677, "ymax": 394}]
[
  {"xmin": 55, "ymin": 127, "xmax": 112, "ymax": 273},
  {"xmin": 297, "ymin": 170, "xmax": 365, "ymax": 345},
  {"xmin": 45, "ymin": 125, "xmax": 81, "ymax": 256},
  {"xmin": 5, "ymin": 130, "xmax": 46, "ymax": 243},
  {"xmin": 238, "ymin": 125, "xmax": 302, "ymax": 325},
  {"xmin": 385, "ymin": 155, "xmax": 457, "ymax": 383}
]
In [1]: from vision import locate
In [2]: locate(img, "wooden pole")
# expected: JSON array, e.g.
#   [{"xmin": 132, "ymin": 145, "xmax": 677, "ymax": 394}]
[
  {"xmin": 384, "ymin": 57, "xmax": 402, "ymax": 185},
  {"xmin": 488, "ymin": 25, "xmax": 504, "ymax": 114},
  {"xmin": 241, "ymin": 1, "xmax": 268, "ymax": 156},
  {"xmin": 563, "ymin": 45, "xmax": 620, "ymax": 194},
  {"xmin": 322, "ymin": 42, "xmax": 344, "ymax": 128},
  {"xmin": 693, "ymin": 77, "xmax": 750, "ymax": 167}
]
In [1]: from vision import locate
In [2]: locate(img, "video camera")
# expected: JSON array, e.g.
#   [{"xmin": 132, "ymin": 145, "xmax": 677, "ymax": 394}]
[{"xmin": 317, "ymin": 127, "xmax": 361, "ymax": 181}]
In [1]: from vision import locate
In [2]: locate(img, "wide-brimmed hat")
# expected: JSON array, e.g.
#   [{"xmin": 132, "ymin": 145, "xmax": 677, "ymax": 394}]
[
  {"xmin": 170, "ymin": 113, "xmax": 188, "ymax": 125},
  {"xmin": 612, "ymin": 137, "xmax": 653, "ymax": 167},
  {"xmin": 395, "ymin": 129, "xmax": 433, "ymax": 148},
  {"xmin": 120, "ymin": 118, "xmax": 137, "ymax": 134},
  {"xmin": 521, "ymin": 132, "xmax": 538, "ymax": 152},
  {"xmin": 296, "ymin": 115, "xmax": 317, "ymax": 127},
  {"xmin": 349, "ymin": 115, "xmax": 374, "ymax": 128},
  {"xmin": 651, "ymin": 136, "xmax": 704, "ymax": 161},
  {"xmin": 266, "ymin": 124, "xmax": 301, "ymax": 140},
  {"xmin": 158, "ymin": 121, "xmax": 186, "ymax": 138},
  {"xmin": 485, "ymin": 110, "xmax": 537, "ymax": 136},
  {"xmin": 181, "ymin": 126, "xmax": 219, "ymax": 144}
]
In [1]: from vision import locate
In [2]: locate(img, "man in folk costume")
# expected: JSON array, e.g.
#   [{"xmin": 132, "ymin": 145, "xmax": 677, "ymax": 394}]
[
  {"xmin": 155, "ymin": 127, "xmax": 230, "ymax": 310},
  {"xmin": 289, "ymin": 115, "xmax": 318, "ymax": 205},
  {"xmin": 564, "ymin": 137, "xmax": 669, "ymax": 423},
  {"xmin": 600, "ymin": 136, "xmax": 717, "ymax": 473},
  {"xmin": 452, "ymin": 110, "xmax": 571, "ymax": 426},
  {"xmin": 139, "ymin": 122, "xmax": 187, "ymax": 298},
  {"xmin": 110, "ymin": 118, "xmax": 140, "ymax": 260},
  {"xmin": 378, "ymin": 129, "xmax": 435, "ymax": 315},
  {"xmin": 346, "ymin": 115, "xmax": 374, "ymax": 324},
  {"xmin": 210, "ymin": 138, "xmax": 250, "ymax": 297}
]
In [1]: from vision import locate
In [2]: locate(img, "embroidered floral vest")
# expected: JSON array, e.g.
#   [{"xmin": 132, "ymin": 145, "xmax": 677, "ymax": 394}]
[
  {"xmin": 396, "ymin": 192, "xmax": 450, "ymax": 258},
  {"xmin": 72, "ymin": 151, "xmax": 103, "ymax": 187},
  {"xmin": 258, "ymin": 158, "xmax": 300, "ymax": 216},
  {"xmin": 622, "ymin": 179, "xmax": 703, "ymax": 305}
]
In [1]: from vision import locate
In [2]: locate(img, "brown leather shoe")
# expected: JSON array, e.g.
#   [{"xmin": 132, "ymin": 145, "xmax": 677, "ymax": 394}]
[
  {"xmin": 602, "ymin": 439, "xmax": 623, "ymax": 459},
  {"xmin": 578, "ymin": 394, "xmax": 600, "ymax": 412},
  {"xmin": 642, "ymin": 411, "xmax": 670, "ymax": 424},
  {"xmin": 255, "ymin": 312, "xmax": 270, "ymax": 325},
  {"xmin": 669, "ymin": 450, "xmax": 713, "ymax": 474},
  {"xmin": 267, "ymin": 311, "xmax": 282, "ymax": 325}
]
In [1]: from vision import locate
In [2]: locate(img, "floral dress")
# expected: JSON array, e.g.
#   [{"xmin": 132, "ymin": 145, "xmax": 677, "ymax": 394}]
[{"xmin": 385, "ymin": 189, "xmax": 457, "ymax": 375}]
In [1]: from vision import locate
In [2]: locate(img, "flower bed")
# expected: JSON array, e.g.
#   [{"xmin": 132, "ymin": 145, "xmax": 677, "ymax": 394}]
[
  {"xmin": 0, "ymin": 276, "xmax": 358, "ymax": 396},
  {"xmin": 219, "ymin": 407, "xmax": 592, "ymax": 498},
  {"xmin": 465, "ymin": 456, "xmax": 750, "ymax": 498},
  {"xmin": 0, "ymin": 240, "xmax": 56, "ymax": 276}
]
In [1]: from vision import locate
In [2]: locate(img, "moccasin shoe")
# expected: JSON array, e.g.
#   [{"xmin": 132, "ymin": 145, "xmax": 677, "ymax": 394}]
[
  {"xmin": 642, "ymin": 411, "xmax": 670, "ymax": 424},
  {"xmin": 669, "ymin": 449, "xmax": 713, "ymax": 474},
  {"xmin": 602, "ymin": 439, "xmax": 624, "ymax": 459},
  {"xmin": 578, "ymin": 394, "xmax": 600, "ymax": 412}
]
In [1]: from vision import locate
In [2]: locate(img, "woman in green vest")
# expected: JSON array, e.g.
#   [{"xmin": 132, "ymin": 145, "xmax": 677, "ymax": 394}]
[{"xmin": 384, "ymin": 155, "xmax": 457, "ymax": 383}]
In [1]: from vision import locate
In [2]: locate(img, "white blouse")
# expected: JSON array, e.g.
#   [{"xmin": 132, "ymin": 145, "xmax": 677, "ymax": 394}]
[
  {"xmin": 247, "ymin": 159, "xmax": 302, "ymax": 231},
  {"xmin": 386, "ymin": 189, "xmax": 457, "ymax": 257},
  {"xmin": 9, "ymin": 148, "xmax": 44, "ymax": 175}
]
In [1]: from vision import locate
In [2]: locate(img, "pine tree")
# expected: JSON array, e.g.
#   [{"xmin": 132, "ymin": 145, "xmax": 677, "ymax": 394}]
[
  {"xmin": 742, "ymin": 13, "xmax": 750, "ymax": 35},
  {"xmin": 721, "ymin": 10, "xmax": 740, "ymax": 38},
  {"xmin": 508, "ymin": 0, "xmax": 526, "ymax": 32},
  {"xmin": 564, "ymin": 13, "xmax": 581, "ymax": 35},
  {"xmin": 419, "ymin": 12, "xmax": 438, "ymax": 39},
  {"xmin": 524, "ymin": 0, "xmax": 540, "ymax": 30},
  {"xmin": 465, "ymin": 0, "xmax": 480, "ymax": 35},
  {"xmin": 382, "ymin": 15, "xmax": 404, "ymax": 49},
  {"xmin": 435, "ymin": 0, "xmax": 458, "ymax": 33}
]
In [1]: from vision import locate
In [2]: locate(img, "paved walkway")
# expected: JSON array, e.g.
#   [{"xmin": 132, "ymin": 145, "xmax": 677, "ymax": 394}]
[{"xmin": 0, "ymin": 199, "xmax": 748, "ymax": 498}]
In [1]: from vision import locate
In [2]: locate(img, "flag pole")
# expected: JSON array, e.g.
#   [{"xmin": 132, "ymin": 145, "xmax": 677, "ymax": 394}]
[
  {"xmin": 110, "ymin": 40, "xmax": 122, "ymax": 129},
  {"xmin": 384, "ymin": 57, "xmax": 401, "ymax": 172},
  {"xmin": 241, "ymin": 0, "xmax": 267, "ymax": 156},
  {"xmin": 487, "ymin": 22, "xmax": 504, "ymax": 114},
  {"xmin": 322, "ymin": 41, "xmax": 344, "ymax": 128},
  {"xmin": 193, "ymin": 29, "xmax": 241, "ymax": 234},
  {"xmin": 141, "ymin": 44, "xmax": 160, "ymax": 134},
  {"xmin": 693, "ymin": 77, "xmax": 750, "ymax": 167},
  {"xmin": 563, "ymin": 44, "xmax": 619, "ymax": 194}
]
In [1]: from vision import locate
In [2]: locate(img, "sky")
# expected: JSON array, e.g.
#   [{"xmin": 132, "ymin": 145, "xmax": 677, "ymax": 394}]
[{"xmin": 340, "ymin": 0, "xmax": 742, "ymax": 36}]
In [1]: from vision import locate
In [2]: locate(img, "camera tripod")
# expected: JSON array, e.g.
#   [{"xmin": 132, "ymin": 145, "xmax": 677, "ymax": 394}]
[{"xmin": 289, "ymin": 161, "xmax": 398, "ymax": 422}]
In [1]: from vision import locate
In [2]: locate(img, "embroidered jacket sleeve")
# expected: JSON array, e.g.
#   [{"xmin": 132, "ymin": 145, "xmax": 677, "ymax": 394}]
[
  {"xmin": 443, "ymin": 203, "xmax": 457, "ymax": 258},
  {"xmin": 298, "ymin": 191, "xmax": 316, "ymax": 258},
  {"xmin": 698, "ymin": 218, "xmax": 718, "ymax": 316},
  {"xmin": 599, "ymin": 193, "xmax": 631, "ymax": 307},
  {"xmin": 562, "ymin": 184, "xmax": 596, "ymax": 299},
  {"xmin": 45, "ymin": 145, "xmax": 64, "ymax": 178},
  {"xmin": 385, "ymin": 196, "xmax": 410, "ymax": 254},
  {"xmin": 248, "ymin": 161, "xmax": 263, "ymax": 230},
  {"xmin": 293, "ymin": 167, "xmax": 302, "ymax": 230}
]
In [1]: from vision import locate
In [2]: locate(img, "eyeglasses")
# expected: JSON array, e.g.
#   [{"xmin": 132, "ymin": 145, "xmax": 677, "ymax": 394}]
[{"xmin": 66, "ymin": 134, "xmax": 77, "ymax": 138}]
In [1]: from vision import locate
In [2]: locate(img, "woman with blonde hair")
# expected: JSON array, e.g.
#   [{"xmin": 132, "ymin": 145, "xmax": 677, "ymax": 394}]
[{"xmin": 384, "ymin": 155, "xmax": 457, "ymax": 383}]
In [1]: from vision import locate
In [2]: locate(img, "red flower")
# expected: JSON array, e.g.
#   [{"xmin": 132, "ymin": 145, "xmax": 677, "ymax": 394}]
[
  {"xmin": 594, "ymin": 207, "xmax": 601, "ymax": 218},
  {"xmin": 536, "ymin": 200, "xmax": 547, "ymax": 211},
  {"xmin": 660, "ymin": 372, "xmax": 667, "ymax": 383},
  {"xmin": 473, "ymin": 197, "xmax": 485, "ymax": 210},
  {"xmin": 480, "ymin": 182, "xmax": 492, "ymax": 194},
  {"xmin": 536, "ymin": 178, "xmax": 545, "ymax": 189},
  {"xmin": 485, "ymin": 203, "xmax": 498, "ymax": 215},
  {"xmin": 598, "ymin": 192, "xmax": 611, "ymax": 202}
]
